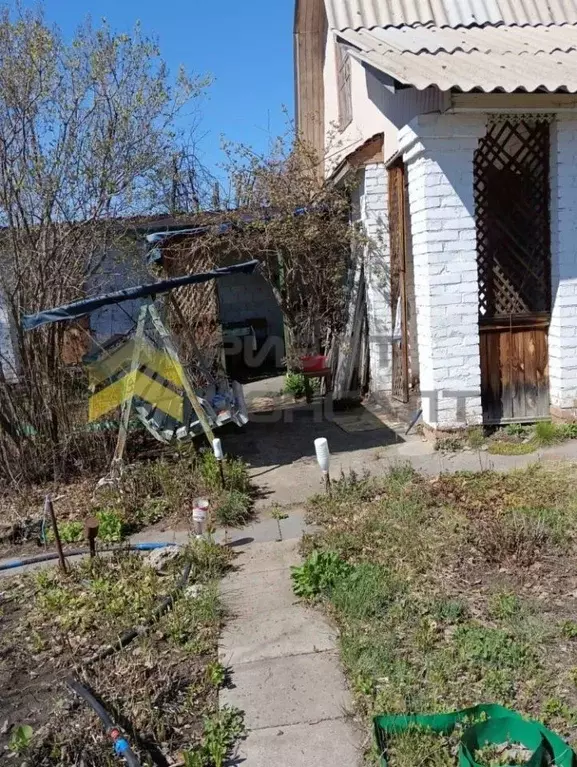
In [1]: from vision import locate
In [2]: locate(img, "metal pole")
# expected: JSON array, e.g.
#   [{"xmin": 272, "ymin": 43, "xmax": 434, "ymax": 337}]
[
  {"xmin": 45, "ymin": 495, "xmax": 67, "ymax": 574},
  {"xmin": 84, "ymin": 517, "xmax": 100, "ymax": 559}
]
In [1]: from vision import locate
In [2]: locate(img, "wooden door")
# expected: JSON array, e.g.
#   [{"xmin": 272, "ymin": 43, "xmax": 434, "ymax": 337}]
[
  {"xmin": 388, "ymin": 161, "xmax": 409, "ymax": 403},
  {"xmin": 474, "ymin": 119, "xmax": 551, "ymax": 424}
]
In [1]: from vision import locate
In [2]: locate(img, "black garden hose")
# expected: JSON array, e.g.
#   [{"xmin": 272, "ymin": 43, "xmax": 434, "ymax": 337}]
[{"xmin": 66, "ymin": 677, "xmax": 142, "ymax": 767}]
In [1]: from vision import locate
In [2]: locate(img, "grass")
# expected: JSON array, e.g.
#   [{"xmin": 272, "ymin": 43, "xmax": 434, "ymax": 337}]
[
  {"xmin": 433, "ymin": 420, "xmax": 577, "ymax": 457},
  {"xmin": 299, "ymin": 464, "xmax": 577, "ymax": 764},
  {"xmin": 1, "ymin": 540, "xmax": 242, "ymax": 766},
  {"xmin": 487, "ymin": 441, "xmax": 537, "ymax": 455}
]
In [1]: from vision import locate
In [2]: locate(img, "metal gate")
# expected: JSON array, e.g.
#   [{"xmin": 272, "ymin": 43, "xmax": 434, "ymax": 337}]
[
  {"xmin": 388, "ymin": 160, "xmax": 409, "ymax": 403},
  {"xmin": 474, "ymin": 118, "xmax": 551, "ymax": 423}
]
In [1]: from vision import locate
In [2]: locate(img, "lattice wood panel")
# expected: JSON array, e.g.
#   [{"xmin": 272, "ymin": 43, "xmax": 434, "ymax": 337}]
[
  {"xmin": 474, "ymin": 120, "xmax": 551, "ymax": 319},
  {"xmin": 163, "ymin": 241, "xmax": 223, "ymax": 383}
]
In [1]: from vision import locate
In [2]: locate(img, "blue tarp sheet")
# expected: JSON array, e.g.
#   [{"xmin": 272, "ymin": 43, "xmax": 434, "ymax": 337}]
[{"xmin": 22, "ymin": 259, "xmax": 259, "ymax": 331}]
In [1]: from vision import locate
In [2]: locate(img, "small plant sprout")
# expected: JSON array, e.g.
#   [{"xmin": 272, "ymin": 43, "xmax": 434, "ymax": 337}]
[
  {"xmin": 271, "ymin": 506, "xmax": 289, "ymax": 542},
  {"xmin": 8, "ymin": 724, "xmax": 33, "ymax": 755}
]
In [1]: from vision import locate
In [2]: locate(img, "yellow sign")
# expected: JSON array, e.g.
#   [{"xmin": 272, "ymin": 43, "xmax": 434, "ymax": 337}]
[{"xmin": 88, "ymin": 340, "xmax": 184, "ymax": 422}]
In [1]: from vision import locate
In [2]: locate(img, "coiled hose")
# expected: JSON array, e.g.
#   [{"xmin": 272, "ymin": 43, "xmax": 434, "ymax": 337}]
[{"xmin": 66, "ymin": 677, "xmax": 142, "ymax": 767}]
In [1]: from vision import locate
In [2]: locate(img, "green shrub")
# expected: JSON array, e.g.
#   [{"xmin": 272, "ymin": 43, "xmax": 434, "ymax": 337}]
[
  {"xmin": 200, "ymin": 451, "xmax": 251, "ymax": 495},
  {"xmin": 47, "ymin": 520, "xmax": 83, "ymax": 544},
  {"xmin": 283, "ymin": 372, "xmax": 307, "ymax": 399},
  {"xmin": 214, "ymin": 490, "xmax": 252, "ymax": 527},
  {"xmin": 95, "ymin": 508, "xmax": 124, "ymax": 542},
  {"xmin": 291, "ymin": 550, "xmax": 351, "ymax": 599},
  {"xmin": 8, "ymin": 725, "xmax": 33, "ymax": 755},
  {"xmin": 534, "ymin": 420, "xmax": 562, "ymax": 446},
  {"xmin": 505, "ymin": 422, "xmax": 532, "ymax": 438}
]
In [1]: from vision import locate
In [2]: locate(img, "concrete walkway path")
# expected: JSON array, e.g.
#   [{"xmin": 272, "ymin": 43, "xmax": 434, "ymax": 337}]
[{"xmin": 219, "ymin": 526, "xmax": 361, "ymax": 766}]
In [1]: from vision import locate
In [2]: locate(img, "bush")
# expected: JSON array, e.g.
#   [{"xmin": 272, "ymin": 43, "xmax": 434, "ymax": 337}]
[
  {"xmin": 47, "ymin": 520, "xmax": 84, "ymax": 544},
  {"xmin": 214, "ymin": 490, "xmax": 252, "ymax": 527},
  {"xmin": 95, "ymin": 508, "xmax": 124, "ymax": 542},
  {"xmin": 534, "ymin": 420, "xmax": 562, "ymax": 446},
  {"xmin": 283, "ymin": 372, "xmax": 308, "ymax": 399},
  {"xmin": 291, "ymin": 550, "xmax": 351, "ymax": 599}
]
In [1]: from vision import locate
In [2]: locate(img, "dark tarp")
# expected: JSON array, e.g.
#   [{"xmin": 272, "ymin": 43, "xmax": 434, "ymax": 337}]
[{"xmin": 22, "ymin": 259, "xmax": 259, "ymax": 331}]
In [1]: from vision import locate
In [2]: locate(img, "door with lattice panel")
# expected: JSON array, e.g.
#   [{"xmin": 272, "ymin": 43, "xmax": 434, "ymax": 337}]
[{"xmin": 474, "ymin": 118, "xmax": 551, "ymax": 424}]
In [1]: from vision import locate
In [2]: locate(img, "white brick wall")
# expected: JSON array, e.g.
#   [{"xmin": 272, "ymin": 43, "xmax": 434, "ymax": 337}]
[
  {"xmin": 362, "ymin": 163, "xmax": 392, "ymax": 394},
  {"xmin": 400, "ymin": 113, "xmax": 485, "ymax": 429},
  {"xmin": 549, "ymin": 115, "xmax": 577, "ymax": 411}
]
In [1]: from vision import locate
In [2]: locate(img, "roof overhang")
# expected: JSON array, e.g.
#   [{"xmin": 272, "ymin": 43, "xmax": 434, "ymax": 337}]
[{"xmin": 336, "ymin": 24, "xmax": 577, "ymax": 93}]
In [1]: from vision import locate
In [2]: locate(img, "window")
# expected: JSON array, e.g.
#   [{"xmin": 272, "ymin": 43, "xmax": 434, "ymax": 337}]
[{"xmin": 336, "ymin": 42, "xmax": 352, "ymax": 130}]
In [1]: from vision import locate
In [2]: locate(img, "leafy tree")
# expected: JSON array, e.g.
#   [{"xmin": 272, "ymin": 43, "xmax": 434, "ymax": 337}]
[{"xmin": 0, "ymin": 6, "xmax": 209, "ymax": 482}]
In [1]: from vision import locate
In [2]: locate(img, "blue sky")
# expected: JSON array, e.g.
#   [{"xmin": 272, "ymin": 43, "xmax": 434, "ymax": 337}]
[{"xmin": 24, "ymin": 0, "xmax": 295, "ymax": 177}]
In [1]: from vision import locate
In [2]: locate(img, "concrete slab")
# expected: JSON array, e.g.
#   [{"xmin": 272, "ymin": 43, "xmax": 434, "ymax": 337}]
[
  {"xmin": 219, "ymin": 604, "xmax": 337, "ymax": 665},
  {"xmin": 231, "ymin": 718, "xmax": 361, "ymax": 767},
  {"xmin": 231, "ymin": 539, "xmax": 301, "ymax": 575},
  {"xmin": 220, "ymin": 568, "xmax": 297, "ymax": 614},
  {"xmin": 221, "ymin": 651, "xmax": 351, "ymax": 730}
]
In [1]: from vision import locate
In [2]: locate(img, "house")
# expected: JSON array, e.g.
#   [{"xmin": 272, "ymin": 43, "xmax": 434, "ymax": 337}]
[{"xmin": 295, "ymin": 0, "xmax": 577, "ymax": 431}]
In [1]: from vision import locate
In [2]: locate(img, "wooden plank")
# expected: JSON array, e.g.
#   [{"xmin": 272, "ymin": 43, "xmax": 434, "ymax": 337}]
[
  {"xmin": 500, "ymin": 329, "xmax": 514, "ymax": 421},
  {"xmin": 479, "ymin": 331, "xmax": 490, "ymax": 421},
  {"xmin": 480, "ymin": 329, "xmax": 503, "ymax": 424},
  {"xmin": 535, "ymin": 328, "xmax": 550, "ymax": 418},
  {"xmin": 512, "ymin": 329, "xmax": 527, "ymax": 420},
  {"xmin": 524, "ymin": 330, "xmax": 538, "ymax": 418}
]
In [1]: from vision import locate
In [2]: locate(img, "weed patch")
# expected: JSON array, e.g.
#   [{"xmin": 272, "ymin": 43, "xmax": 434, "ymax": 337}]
[
  {"xmin": 301, "ymin": 464, "xmax": 577, "ymax": 764},
  {"xmin": 0, "ymin": 539, "xmax": 237, "ymax": 766}
]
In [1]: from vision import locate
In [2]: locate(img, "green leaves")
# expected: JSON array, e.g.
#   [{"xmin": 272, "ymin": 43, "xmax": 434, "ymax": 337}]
[
  {"xmin": 8, "ymin": 724, "xmax": 33, "ymax": 754},
  {"xmin": 291, "ymin": 550, "xmax": 351, "ymax": 599}
]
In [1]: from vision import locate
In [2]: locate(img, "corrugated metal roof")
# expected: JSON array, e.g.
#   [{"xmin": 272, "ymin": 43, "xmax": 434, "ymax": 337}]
[
  {"xmin": 367, "ymin": 24, "xmax": 577, "ymax": 54},
  {"xmin": 327, "ymin": 0, "xmax": 577, "ymax": 30},
  {"xmin": 338, "ymin": 25, "xmax": 577, "ymax": 92}
]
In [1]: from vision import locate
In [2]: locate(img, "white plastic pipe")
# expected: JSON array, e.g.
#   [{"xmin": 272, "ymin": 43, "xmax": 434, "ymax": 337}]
[
  {"xmin": 212, "ymin": 438, "xmax": 224, "ymax": 461},
  {"xmin": 314, "ymin": 438, "xmax": 330, "ymax": 473}
]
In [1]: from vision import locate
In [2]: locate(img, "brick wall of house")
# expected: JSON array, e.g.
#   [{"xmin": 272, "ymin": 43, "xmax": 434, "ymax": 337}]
[
  {"xmin": 399, "ymin": 113, "xmax": 486, "ymax": 429},
  {"xmin": 549, "ymin": 115, "xmax": 577, "ymax": 413},
  {"xmin": 362, "ymin": 162, "xmax": 392, "ymax": 394}
]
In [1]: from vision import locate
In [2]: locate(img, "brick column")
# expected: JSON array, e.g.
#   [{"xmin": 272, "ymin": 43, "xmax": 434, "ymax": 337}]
[
  {"xmin": 362, "ymin": 162, "xmax": 392, "ymax": 395},
  {"xmin": 549, "ymin": 115, "xmax": 577, "ymax": 415},
  {"xmin": 399, "ymin": 113, "xmax": 486, "ymax": 429}
]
